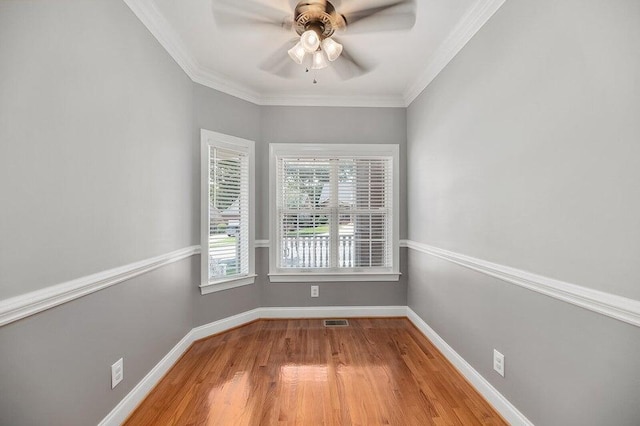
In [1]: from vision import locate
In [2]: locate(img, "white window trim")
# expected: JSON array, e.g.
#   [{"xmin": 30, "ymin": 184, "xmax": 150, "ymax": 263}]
[
  {"xmin": 269, "ymin": 143, "xmax": 400, "ymax": 283},
  {"xmin": 267, "ymin": 272, "xmax": 400, "ymax": 282},
  {"xmin": 200, "ymin": 130, "xmax": 255, "ymax": 295}
]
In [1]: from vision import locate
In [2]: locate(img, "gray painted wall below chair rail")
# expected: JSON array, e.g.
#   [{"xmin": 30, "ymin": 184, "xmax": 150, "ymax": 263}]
[
  {"xmin": 0, "ymin": 257, "xmax": 198, "ymax": 426},
  {"xmin": 408, "ymin": 251, "xmax": 640, "ymax": 426},
  {"xmin": 406, "ymin": 0, "xmax": 640, "ymax": 424},
  {"xmin": 258, "ymin": 248, "xmax": 408, "ymax": 308}
]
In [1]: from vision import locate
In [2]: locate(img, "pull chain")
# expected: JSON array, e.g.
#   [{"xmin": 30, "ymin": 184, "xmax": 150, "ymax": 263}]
[{"xmin": 305, "ymin": 68, "xmax": 318, "ymax": 84}]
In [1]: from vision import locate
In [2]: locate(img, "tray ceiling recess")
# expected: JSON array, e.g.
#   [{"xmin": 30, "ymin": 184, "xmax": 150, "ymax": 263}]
[{"xmin": 123, "ymin": 0, "xmax": 506, "ymax": 107}]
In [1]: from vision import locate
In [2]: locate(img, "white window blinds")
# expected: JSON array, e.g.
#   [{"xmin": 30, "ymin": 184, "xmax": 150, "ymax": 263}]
[
  {"xmin": 275, "ymin": 155, "xmax": 394, "ymax": 272},
  {"xmin": 206, "ymin": 145, "xmax": 249, "ymax": 281}
]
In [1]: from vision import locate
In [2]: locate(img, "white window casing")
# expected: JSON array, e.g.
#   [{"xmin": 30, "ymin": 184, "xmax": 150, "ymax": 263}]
[
  {"xmin": 269, "ymin": 144, "xmax": 400, "ymax": 282},
  {"xmin": 200, "ymin": 130, "xmax": 255, "ymax": 294}
]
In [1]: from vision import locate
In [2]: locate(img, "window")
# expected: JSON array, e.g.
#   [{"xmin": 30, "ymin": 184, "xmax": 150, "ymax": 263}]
[
  {"xmin": 269, "ymin": 144, "xmax": 399, "ymax": 282},
  {"xmin": 200, "ymin": 130, "xmax": 255, "ymax": 294}
]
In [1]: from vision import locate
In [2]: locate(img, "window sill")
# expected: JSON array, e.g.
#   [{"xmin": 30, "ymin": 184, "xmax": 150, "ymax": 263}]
[
  {"xmin": 200, "ymin": 274, "xmax": 257, "ymax": 295},
  {"xmin": 268, "ymin": 272, "xmax": 401, "ymax": 283}
]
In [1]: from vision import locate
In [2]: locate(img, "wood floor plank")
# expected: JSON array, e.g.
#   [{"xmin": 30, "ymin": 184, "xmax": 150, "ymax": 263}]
[{"xmin": 125, "ymin": 318, "xmax": 507, "ymax": 426}]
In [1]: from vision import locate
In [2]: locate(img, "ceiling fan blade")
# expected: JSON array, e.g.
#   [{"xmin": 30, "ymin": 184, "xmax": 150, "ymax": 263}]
[
  {"xmin": 339, "ymin": 0, "xmax": 416, "ymax": 33},
  {"xmin": 330, "ymin": 39, "xmax": 374, "ymax": 80},
  {"xmin": 213, "ymin": 14, "xmax": 294, "ymax": 32},
  {"xmin": 212, "ymin": 0, "xmax": 294, "ymax": 31},
  {"xmin": 259, "ymin": 39, "xmax": 307, "ymax": 79}
]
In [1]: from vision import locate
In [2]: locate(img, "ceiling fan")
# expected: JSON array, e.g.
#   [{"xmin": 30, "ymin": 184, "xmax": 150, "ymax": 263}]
[{"xmin": 213, "ymin": 0, "xmax": 416, "ymax": 81}]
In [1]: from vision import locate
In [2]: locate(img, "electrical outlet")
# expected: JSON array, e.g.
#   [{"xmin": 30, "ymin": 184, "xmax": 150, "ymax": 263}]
[
  {"xmin": 311, "ymin": 285, "xmax": 319, "ymax": 298},
  {"xmin": 111, "ymin": 358, "xmax": 123, "ymax": 389},
  {"xmin": 493, "ymin": 349, "xmax": 504, "ymax": 377}
]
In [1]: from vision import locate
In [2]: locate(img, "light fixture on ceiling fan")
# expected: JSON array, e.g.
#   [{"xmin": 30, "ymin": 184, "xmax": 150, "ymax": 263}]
[
  {"xmin": 286, "ymin": 1, "xmax": 347, "ymax": 69},
  {"xmin": 213, "ymin": 0, "xmax": 416, "ymax": 80}
]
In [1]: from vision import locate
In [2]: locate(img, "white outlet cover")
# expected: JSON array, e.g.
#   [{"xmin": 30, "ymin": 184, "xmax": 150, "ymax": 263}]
[
  {"xmin": 311, "ymin": 285, "xmax": 319, "ymax": 298},
  {"xmin": 111, "ymin": 358, "xmax": 123, "ymax": 389},
  {"xmin": 493, "ymin": 349, "xmax": 505, "ymax": 377}
]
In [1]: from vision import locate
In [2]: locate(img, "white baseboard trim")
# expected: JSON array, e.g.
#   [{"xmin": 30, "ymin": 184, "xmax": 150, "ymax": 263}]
[
  {"xmin": 98, "ymin": 305, "xmax": 406, "ymax": 425},
  {"xmin": 405, "ymin": 240, "xmax": 640, "ymax": 328},
  {"xmin": 98, "ymin": 330, "xmax": 194, "ymax": 426},
  {"xmin": 99, "ymin": 309, "xmax": 260, "ymax": 426},
  {"xmin": 406, "ymin": 308, "xmax": 533, "ymax": 426},
  {"xmin": 190, "ymin": 308, "xmax": 261, "ymax": 341},
  {"xmin": 100, "ymin": 305, "xmax": 530, "ymax": 426},
  {"xmin": 0, "ymin": 246, "xmax": 200, "ymax": 327},
  {"xmin": 260, "ymin": 305, "xmax": 407, "ymax": 318}
]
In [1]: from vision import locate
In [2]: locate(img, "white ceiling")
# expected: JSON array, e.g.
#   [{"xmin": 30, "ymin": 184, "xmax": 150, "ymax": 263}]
[{"xmin": 123, "ymin": 0, "xmax": 505, "ymax": 107}]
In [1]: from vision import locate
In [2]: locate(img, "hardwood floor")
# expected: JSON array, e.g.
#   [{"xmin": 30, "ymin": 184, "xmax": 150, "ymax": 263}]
[{"xmin": 125, "ymin": 318, "xmax": 507, "ymax": 425}]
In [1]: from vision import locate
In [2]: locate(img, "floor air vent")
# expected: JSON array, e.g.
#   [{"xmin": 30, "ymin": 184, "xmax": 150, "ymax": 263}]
[{"xmin": 324, "ymin": 319, "xmax": 349, "ymax": 327}]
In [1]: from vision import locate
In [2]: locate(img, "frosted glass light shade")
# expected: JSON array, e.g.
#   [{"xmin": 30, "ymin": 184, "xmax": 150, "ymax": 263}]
[
  {"xmin": 300, "ymin": 30, "xmax": 320, "ymax": 53},
  {"xmin": 321, "ymin": 38, "xmax": 343, "ymax": 62},
  {"xmin": 311, "ymin": 50, "xmax": 328, "ymax": 70},
  {"xmin": 288, "ymin": 42, "xmax": 306, "ymax": 64}
]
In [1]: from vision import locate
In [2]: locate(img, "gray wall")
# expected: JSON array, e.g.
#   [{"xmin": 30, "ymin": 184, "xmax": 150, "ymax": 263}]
[
  {"xmin": 13, "ymin": 0, "xmax": 639, "ymax": 424},
  {"xmin": 192, "ymin": 84, "xmax": 262, "ymax": 326},
  {"xmin": 258, "ymin": 106, "xmax": 408, "ymax": 307},
  {"xmin": 0, "ymin": 257, "xmax": 197, "ymax": 426},
  {"xmin": 259, "ymin": 106, "xmax": 408, "ymax": 240},
  {"xmin": 190, "ymin": 96, "xmax": 411, "ymax": 317},
  {"xmin": 258, "ymin": 248, "xmax": 408, "ymax": 308},
  {"xmin": 0, "ymin": 2, "xmax": 407, "ymax": 424},
  {"xmin": 408, "ymin": 252, "xmax": 640, "ymax": 426},
  {"xmin": 406, "ymin": 0, "xmax": 640, "ymax": 424},
  {"xmin": 0, "ymin": 0, "xmax": 195, "ymax": 299},
  {"xmin": 0, "ymin": 1, "xmax": 199, "ymax": 425}
]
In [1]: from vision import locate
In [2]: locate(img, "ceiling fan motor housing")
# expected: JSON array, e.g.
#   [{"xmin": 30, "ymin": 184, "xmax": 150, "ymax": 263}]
[{"xmin": 294, "ymin": 0, "xmax": 346, "ymax": 39}]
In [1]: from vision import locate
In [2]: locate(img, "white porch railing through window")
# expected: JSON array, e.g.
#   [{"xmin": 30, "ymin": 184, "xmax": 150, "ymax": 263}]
[{"xmin": 282, "ymin": 235, "xmax": 355, "ymax": 268}]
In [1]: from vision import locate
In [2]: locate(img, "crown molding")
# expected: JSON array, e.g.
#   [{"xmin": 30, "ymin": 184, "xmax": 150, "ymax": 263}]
[
  {"xmin": 124, "ymin": 0, "xmax": 506, "ymax": 108},
  {"xmin": 403, "ymin": 0, "xmax": 507, "ymax": 106},
  {"xmin": 123, "ymin": 0, "xmax": 194, "ymax": 78},
  {"xmin": 405, "ymin": 240, "xmax": 640, "ymax": 328},
  {"xmin": 190, "ymin": 67, "xmax": 263, "ymax": 105},
  {"xmin": 258, "ymin": 94, "xmax": 407, "ymax": 108},
  {"xmin": 122, "ymin": 0, "xmax": 262, "ymax": 104},
  {"xmin": 122, "ymin": 0, "xmax": 404, "ymax": 107}
]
